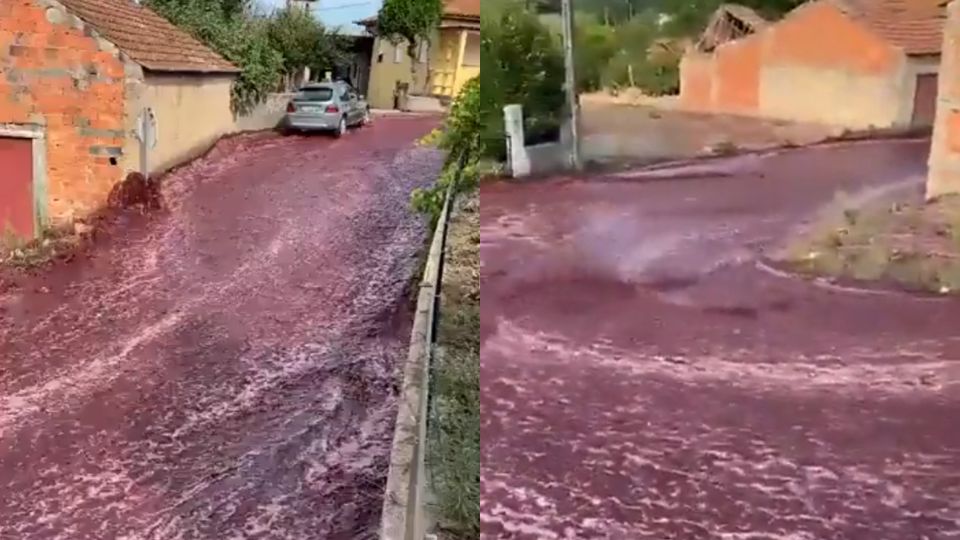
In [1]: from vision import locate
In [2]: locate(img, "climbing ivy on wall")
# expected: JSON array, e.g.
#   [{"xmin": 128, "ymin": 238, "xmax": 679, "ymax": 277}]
[{"xmin": 377, "ymin": 0, "xmax": 444, "ymax": 91}]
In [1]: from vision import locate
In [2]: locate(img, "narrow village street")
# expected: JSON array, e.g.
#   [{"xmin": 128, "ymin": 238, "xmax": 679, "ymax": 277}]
[
  {"xmin": 0, "ymin": 116, "xmax": 441, "ymax": 539},
  {"xmin": 481, "ymin": 138, "xmax": 960, "ymax": 539}
]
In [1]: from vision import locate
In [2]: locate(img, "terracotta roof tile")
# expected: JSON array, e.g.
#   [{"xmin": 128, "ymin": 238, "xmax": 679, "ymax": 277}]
[
  {"xmin": 835, "ymin": 0, "xmax": 946, "ymax": 55},
  {"xmin": 58, "ymin": 0, "xmax": 239, "ymax": 73},
  {"xmin": 445, "ymin": 0, "xmax": 480, "ymax": 19}
]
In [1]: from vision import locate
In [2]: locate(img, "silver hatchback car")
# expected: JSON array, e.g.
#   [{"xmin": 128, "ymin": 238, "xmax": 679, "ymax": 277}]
[{"xmin": 284, "ymin": 81, "xmax": 371, "ymax": 137}]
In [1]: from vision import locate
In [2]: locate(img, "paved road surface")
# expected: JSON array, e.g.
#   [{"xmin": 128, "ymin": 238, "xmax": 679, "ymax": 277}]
[
  {"xmin": 0, "ymin": 116, "xmax": 441, "ymax": 539},
  {"xmin": 481, "ymin": 139, "xmax": 960, "ymax": 539}
]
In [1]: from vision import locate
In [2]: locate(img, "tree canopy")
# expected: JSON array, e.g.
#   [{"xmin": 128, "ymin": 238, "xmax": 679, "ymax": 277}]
[
  {"xmin": 377, "ymin": 0, "xmax": 445, "ymax": 69},
  {"xmin": 147, "ymin": 0, "xmax": 347, "ymax": 113},
  {"xmin": 534, "ymin": 0, "xmax": 804, "ymax": 32}
]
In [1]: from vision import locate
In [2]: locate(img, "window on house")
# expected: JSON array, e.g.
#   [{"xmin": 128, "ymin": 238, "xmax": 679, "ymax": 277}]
[
  {"xmin": 418, "ymin": 40, "xmax": 429, "ymax": 64},
  {"xmin": 377, "ymin": 39, "xmax": 385, "ymax": 63},
  {"xmin": 294, "ymin": 87, "xmax": 334, "ymax": 101},
  {"xmin": 463, "ymin": 32, "xmax": 480, "ymax": 67}
]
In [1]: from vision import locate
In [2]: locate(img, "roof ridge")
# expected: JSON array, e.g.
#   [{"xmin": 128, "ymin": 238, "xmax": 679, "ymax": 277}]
[{"xmin": 55, "ymin": 0, "xmax": 239, "ymax": 74}]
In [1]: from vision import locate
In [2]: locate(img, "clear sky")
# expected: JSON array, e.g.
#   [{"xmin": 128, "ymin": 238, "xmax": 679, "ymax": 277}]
[{"xmin": 256, "ymin": 0, "xmax": 382, "ymax": 35}]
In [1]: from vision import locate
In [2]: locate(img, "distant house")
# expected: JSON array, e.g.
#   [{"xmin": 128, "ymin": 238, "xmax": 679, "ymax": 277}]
[
  {"xmin": 338, "ymin": 35, "xmax": 375, "ymax": 99},
  {"xmin": 679, "ymin": 0, "xmax": 945, "ymax": 130},
  {"xmin": 286, "ymin": 0, "xmax": 318, "ymax": 11},
  {"xmin": 0, "ymin": 0, "xmax": 239, "ymax": 238},
  {"xmin": 357, "ymin": 0, "xmax": 480, "ymax": 110}
]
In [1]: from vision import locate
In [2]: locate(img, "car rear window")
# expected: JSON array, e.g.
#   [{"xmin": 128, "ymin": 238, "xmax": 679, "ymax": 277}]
[{"xmin": 295, "ymin": 88, "xmax": 334, "ymax": 101}]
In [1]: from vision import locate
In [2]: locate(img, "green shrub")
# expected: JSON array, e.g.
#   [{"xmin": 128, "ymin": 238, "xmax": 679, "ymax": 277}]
[
  {"xmin": 578, "ymin": 12, "xmax": 681, "ymax": 95},
  {"xmin": 266, "ymin": 8, "xmax": 347, "ymax": 84},
  {"xmin": 412, "ymin": 78, "xmax": 482, "ymax": 221},
  {"xmin": 575, "ymin": 16, "xmax": 617, "ymax": 92},
  {"xmin": 147, "ymin": 0, "xmax": 344, "ymax": 114},
  {"xmin": 377, "ymin": 0, "xmax": 444, "ymax": 91},
  {"xmin": 480, "ymin": 4, "xmax": 565, "ymax": 159}
]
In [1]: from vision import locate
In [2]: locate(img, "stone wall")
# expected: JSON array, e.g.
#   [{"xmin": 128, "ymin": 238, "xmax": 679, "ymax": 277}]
[
  {"xmin": 233, "ymin": 93, "xmax": 294, "ymax": 133},
  {"xmin": 0, "ymin": 0, "xmax": 127, "ymax": 224}
]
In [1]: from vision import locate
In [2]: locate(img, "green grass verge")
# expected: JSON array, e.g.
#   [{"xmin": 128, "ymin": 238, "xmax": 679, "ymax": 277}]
[
  {"xmin": 784, "ymin": 192, "xmax": 960, "ymax": 293},
  {"xmin": 429, "ymin": 192, "xmax": 480, "ymax": 538}
]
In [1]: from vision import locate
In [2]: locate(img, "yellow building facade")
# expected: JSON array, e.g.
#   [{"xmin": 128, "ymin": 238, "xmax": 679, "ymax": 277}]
[{"xmin": 361, "ymin": 12, "xmax": 480, "ymax": 110}]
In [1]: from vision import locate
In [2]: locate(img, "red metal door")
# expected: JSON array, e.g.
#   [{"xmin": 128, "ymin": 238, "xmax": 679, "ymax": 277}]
[
  {"xmin": 0, "ymin": 137, "xmax": 34, "ymax": 239},
  {"xmin": 912, "ymin": 74, "xmax": 938, "ymax": 127}
]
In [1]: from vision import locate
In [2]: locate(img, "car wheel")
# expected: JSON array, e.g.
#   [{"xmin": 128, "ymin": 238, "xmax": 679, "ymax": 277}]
[{"xmin": 334, "ymin": 116, "xmax": 347, "ymax": 138}]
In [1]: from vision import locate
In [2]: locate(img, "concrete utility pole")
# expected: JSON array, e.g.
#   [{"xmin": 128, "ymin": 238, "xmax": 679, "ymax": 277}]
[{"xmin": 560, "ymin": 0, "xmax": 583, "ymax": 170}]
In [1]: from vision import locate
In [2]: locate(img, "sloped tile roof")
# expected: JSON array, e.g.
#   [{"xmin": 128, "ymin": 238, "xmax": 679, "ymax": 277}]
[
  {"xmin": 835, "ymin": 0, "xmax": 946, "ymax": 55},
  {"xmin": 58, "ymin": 0, "xmax": 239, "ymax": 73},
  {"xmin": 445, "ymin": 0, "xmax": 480, "ymax": 19}
]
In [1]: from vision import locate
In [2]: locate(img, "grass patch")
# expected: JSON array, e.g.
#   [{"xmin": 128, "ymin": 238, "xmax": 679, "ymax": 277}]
[
  {"xmin": 784, "ymin": 191, "xmax": 960, "ymax": 293},
  {"xmin": 429, "ymin": 191, "xmax": 480, "ymax": 538},
  {"xmin": 1, "ymin": 224, "xmax": 85, "ymax": 269},
  {"xmin": 419, "ymin": 128, "xmax": 444, "ymax": 147},
  {"xmin": 478, "ymin": 158, "xmax": 505, "ymax": 179},
  {"xmin": 707, "ymin": 140, "xmax": 740, "ymax": 156}
]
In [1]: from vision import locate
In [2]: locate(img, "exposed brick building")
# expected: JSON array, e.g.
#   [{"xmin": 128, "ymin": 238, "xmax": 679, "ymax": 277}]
[
  {"xmin": 0, "ymin": 0, "xmax": 238, "ymax": 239},
  {"xmin": 680, "ymin": 0, "xmax": 945, "ymax": 131}
]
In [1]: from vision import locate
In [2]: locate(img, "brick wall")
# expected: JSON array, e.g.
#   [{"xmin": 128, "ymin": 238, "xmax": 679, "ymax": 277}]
[
  {"xmin": 760, "ymin": 1, "xmax": 904, "ymax": 129},
  {"xmin": 714, "ymin": 34, "xmax": 761, "ymax": 113},
  {"xmin": 679, "ymin": 0, "xmax": 906, "ymax": 129},
  {"xmin": 678, "ymin": 53, "xmax": 713, "ymax": 111},
  {"xmin": 0, "ymin": 0, "xmax": 126, "ymax": 225},
  {"xmin": 765, "ymin": 1, "xmax": 898, "ymax": 75}
]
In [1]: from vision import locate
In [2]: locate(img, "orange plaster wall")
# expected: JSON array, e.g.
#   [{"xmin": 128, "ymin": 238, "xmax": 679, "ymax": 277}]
[
  {"xmin": 679, "ymin": 53, "xmax": 713, "ymax": 111},
  {"xmin": 714, "ymin": 34, "xmax": 761, "ymax": 113},
  {"xmin": 765, "ymin": 0, "xmax": 899, "ymax": 76}
]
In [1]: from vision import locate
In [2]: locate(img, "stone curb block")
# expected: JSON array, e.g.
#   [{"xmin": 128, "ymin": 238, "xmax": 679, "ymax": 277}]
[{"xmin": 379, "ymin": 186, "xmax": 454, "ymax": 540}]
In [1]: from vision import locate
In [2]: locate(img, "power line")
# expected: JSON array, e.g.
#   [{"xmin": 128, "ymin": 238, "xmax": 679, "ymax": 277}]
[{"xmin": 314, "ymin": 1, "xmax": 376, "ymax": 11}]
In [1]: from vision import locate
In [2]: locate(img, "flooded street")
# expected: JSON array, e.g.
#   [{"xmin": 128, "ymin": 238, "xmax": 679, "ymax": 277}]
[
  {"xmin": 0, "ymin": 116, "xmax": 441, "ymax": 539},
  {"xmin": 481, "ymin": 139, "xmax": 960, "ymax": 539}
]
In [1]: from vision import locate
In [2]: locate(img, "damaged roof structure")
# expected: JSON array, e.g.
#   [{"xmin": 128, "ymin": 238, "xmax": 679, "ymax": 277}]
[
  {"xmin": 682, "ymin": 0, "xmax": 947, "ymax": 129},
  {"xmin": 695, "ymin": 4, "xmax": 769, "ymax": 52}
]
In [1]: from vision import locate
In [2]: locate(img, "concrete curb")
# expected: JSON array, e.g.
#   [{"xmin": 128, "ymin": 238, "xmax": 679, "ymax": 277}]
[
  {"xmin": 371, "ymin": 109, "xmax": 444, "ymax": 117},
  {"xmin": 582, "ymin": 131, "xmax": 931, "ymax": 177},
  {"xmin": 754, "ymin": 258, "xmax": 952, "ymax": 301},
  {"xmin": 380, "ymin": 188, "xmax": 454, "ymax": 540}
]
